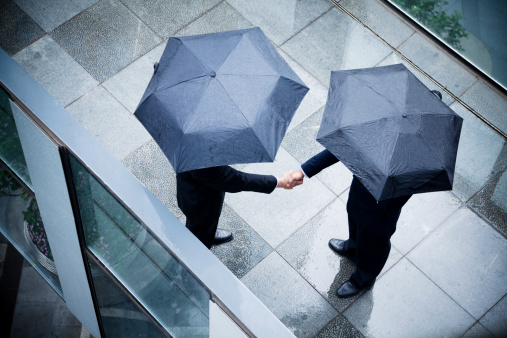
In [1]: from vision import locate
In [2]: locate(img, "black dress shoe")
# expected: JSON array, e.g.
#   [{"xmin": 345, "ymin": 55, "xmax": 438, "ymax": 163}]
[
  {"xmin": 328, "ymin": 239, "xmax": 355, "ymax": 260},
  {"xmin": 336, "ymin": 280, "xmax": 373, "ymax": 298},
  {"xmin": 213, "ymin": 228, "xmax": 233, "ymax": 245}
]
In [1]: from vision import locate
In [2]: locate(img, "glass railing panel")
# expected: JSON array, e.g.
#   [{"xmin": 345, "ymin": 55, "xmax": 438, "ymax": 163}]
[
  {"xmin": 68, "ymin": 153, "xmax": 210, "ymax": 337},
  {"xmin": 0, "ymin": 89, "xmax": 31, "ymax": 187},
  {"xmin": 387, "ymin": 0, "xmax": 507, "ymax": 89},
  {"xmin": 87, "ymin": 257, "xmax": 167, "ymax": 338},
  {"xmin": 0, "ymin": 89, "xmax": 62, "ymax": 295}
]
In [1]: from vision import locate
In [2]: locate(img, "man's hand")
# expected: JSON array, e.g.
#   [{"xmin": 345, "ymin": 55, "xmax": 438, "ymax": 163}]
[
  {"xmin": 277, "ymin": 170, "xmax": 303, "ymax": 189},
  {"xmin": 288, "ymin": 169, "xmax": 304, "ymax": 189}
]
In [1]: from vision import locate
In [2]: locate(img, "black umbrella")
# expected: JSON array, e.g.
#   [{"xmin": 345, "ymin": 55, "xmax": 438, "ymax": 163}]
[
  {"xmin": 317, "ymin": 64, "xmax": 463, "ymax": 201},
  {"xmin": 134, "ymin": 27, "xmax": 308, "ymax": 173}
]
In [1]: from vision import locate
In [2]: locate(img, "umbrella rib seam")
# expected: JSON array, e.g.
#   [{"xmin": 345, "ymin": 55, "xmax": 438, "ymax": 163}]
[{"xmin": 214, "ymin": 78, "xmax": 273, "ymax": 160}]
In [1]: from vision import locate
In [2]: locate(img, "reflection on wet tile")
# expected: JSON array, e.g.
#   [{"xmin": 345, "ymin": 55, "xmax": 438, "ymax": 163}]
[
  {"xmin": 278, "ymin": 49, "xmax": 328, "ymax": 132},
  {"xmin": 451, "ymin": 102, "xmax": 507, "ymax": 201},
  {"xmin": 460, "ymin": 80, "xmax": 507, "ymax": 136},
  {"xmin": 339, "ymin": 0, "xmax": 414, "ymax": 48},
  {"xmin": 282, "ymin": 108, "xmax": 353, "ymax": 196},
  {"xmin": 281, "ymin": 8, "xmax": 392, "ymax": 85},
  {"xmin": 14, "ymin": 0, "xmax": 99, "ymax": 32},
  {"xmin": 103, "ymin": 42, "xmax": 166, "ymax": 113},
  {"xmin": 227, "ymin": 0, "xmax": 332, "ymax": 45},
  {"xmin": 0, "ymin": 0, "xmax": 45, "ymax": 55},
  {"xmin": 469, "ymin": 169, "xmax": 507, "ymax": 237},
  {"xmin": 66, "ymin": 86, "xmax": 151, "ymax": 161},
  {"xmin": 241, "ymin": 252, "xmax": 338, "ymax": 337},
  {"xmin": 175, "ymin": 2, "xmax": 253, "ymax": 37},
  {"xmin": 377, "ymin": 53, "xmax": 455, "ymax": 105},
  {"xmin": 345, "ymin": 259, "xmax": 474, "ymax": 337},
  {"xmin": 226, "ymin": 148, "xmax": 336, "ymax": 248},
  {"xmin": 278, "ymin": 198, "xmax": 402, "ymax": 311},
  {"xmin": 50, "ymin": 0, "xmax": 161, "ymax": 82},
  {"xmin": 121, "ymin": 139, "xmax": 183, "ymax": 219},
  {"xmin": 316, "ymin": 315, "xmax": 364, "ymax": 338},
  {"xmin": 462, "ymin": 323, "xmax": 494, "ymax": 338},
  {"xmin": 479, "ymin": 295, "xmax": 507, "ymax": 337},
  {"xmin": 211, "ymin": 204, "xmax": 272, "ymax": 278},
  {"xmin": 408, "ymin": 208, "xmax": 507, "ymax": 319},
  {"xmin": 121, "ymin": 0, "xmax": 221, "ymax": 39},
  {"xmin": 398, "ymin": 33, "xmax": 477, "ymax": 97},
  {"xmin": 392, "ymin": 191, "xmax": 462, "ymax": 254},
  {"xmin": 13, "ymin": 35, "xmax": 97, "ymax": 107}
]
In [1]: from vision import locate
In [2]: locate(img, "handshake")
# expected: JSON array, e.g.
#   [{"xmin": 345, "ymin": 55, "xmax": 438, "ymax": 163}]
[{"xmin": 276, "ymin": 169, "xmax": 305, "ymax": 190}]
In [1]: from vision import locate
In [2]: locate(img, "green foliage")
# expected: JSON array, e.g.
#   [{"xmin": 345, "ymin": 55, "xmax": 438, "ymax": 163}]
[
  {"xmin": 394, "ymin": 0, "xmax": 468, "ymax": 51},
  {"xmin": 0, "ymin": 90, "xmax": 31, "ymax": 183}
]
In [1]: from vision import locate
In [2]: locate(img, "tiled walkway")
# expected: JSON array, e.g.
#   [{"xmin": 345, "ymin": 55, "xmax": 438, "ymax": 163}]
[{"xmin": 1, "ymin": 0, "xmax": 506, "ymax": 337}]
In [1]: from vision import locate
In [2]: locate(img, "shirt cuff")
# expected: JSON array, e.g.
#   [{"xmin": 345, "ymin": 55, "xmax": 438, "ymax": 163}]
[{"xmin": 300, "ymin": 167, "xmax": 308, "ymax": 178}]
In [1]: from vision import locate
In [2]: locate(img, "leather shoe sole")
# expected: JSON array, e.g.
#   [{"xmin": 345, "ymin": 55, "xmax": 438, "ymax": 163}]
[
  {"xmin": 213, "ymin": 228, "xmax": 233, "ymax": 245},
  {"xmin": 336, "ymin": 280, "xmax": 373, "ymax": 298},
  {"xmin": 328, "ymin": 239, "xmax": 355, "ymax": 260}
]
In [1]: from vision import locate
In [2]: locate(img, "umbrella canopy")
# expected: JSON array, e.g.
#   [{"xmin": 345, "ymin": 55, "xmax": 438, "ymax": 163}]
[
  {"xmin": 134, "ymin": 27, "xmax": 308, "ymax": 173},
  {"xmin": 317, "ymin": 64, "xmax": 463, "ymax": 201}
]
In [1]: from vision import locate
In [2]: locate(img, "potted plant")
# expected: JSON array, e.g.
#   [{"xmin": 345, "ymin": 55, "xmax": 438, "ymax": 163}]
[{"xmin": 0, "ymin": 166, "xmax": 56, "ymax": 273}]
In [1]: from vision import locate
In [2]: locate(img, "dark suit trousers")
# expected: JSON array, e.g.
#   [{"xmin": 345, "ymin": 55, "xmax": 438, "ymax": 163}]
[{"xmin": 344, "ymin": 216, "xmax": 394, "ymax": 287}]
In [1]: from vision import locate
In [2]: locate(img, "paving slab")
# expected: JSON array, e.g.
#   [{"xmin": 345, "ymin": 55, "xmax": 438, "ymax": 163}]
[
  {"xmin": 408, "ymin": 208, "xmax": 507, "ymax": 319},
  {"xmin": 469, "ymin": 168, "xmax": 507, "ymax": 237},
  {"xmin": 463, "ymin": 323, "xmax": 494, "ymax": 338},
  {"xmin": 14, "ymin": 0, "xmax": 99, "ymax": 32},
  {"xmin": 278, "ymin": 49, "xmax": 328, "ymax": 133},
  {"xmin": 315, "ymin": 315, "xmax": 364, "ymax": 338},
  {"xmin": 11, "ymin": 301, "xmax": 57, "ymax": 337},
  {"xmin": 121, "ymin": 0, "xmax": 221, "ymax": 39},
  {"xmin": 344, "ymin": 258, "xmax": 475, "ymax": 337},
  {"xmin": 121, "ymin": 139, "xmax": 182, "ymax": 219},
  {"xmin": 459, "ymin": 80, "xmax": 507, "ymax": 136},
  {"xmin": 227, "ymin": 0, "xmax": 333, "ymax": 46},
  {"xmin": 16, "ymin": 266, "xmax": 61, "ymax": 303},
  {"xmin": 225, "ymin": 148, "xmax": 336, "ymax": 248},
  {"xmin": 392, "ymin": 191, "xmax": 462, "ymax": 254},
  {"xmin": 50, "ymin": 0, "xmax": 161, "ymax": 82},
  {"xmin": 103, "ymin": 42, "xmax": 165, "ymax": 113},
  {"xmin": 174, "ymin": 1, "xmax": 253, "ymax": 37},
  {"xmin": 211, "ymin": 204, "xmax": 273, "ymax": 278},
  {"xmin": 66, "ymin": 86, "xmax": 151, "ymax": 161},
  {"xmin": 479, "ymin": 295, "xmax": 507, "ymax": 337},
  {"xmin": 0, "ymin": 0, "xmax": 45, "ymax": 55},
  {"xmin": 278, "ymin": 198, "xmax": 402, "ymax": 312},
  {"xmin": 398, "ymin": 33, "xmax": 477, "ymax": 97},
  {"xmin": 451, "ymin": 102, "xmax": 507, "ymax": 202},
  {"xmin": 281, "ymin": 7, "xmax": 392, "ymax": 85},
  {"xmin": 241, "ymin": 251, "xmax": 338, "ymax": 338},
  {"xmin": 339, "ymin": 0, "xmax": 414, "ymax": 48},
  {"xmin": 13, "ymin": 35, "xmax": 97, "ymax": 107}
]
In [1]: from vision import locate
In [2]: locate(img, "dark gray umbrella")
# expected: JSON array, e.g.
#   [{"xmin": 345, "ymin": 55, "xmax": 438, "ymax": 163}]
[
  {"xmin": 134, "ymin": 27, "xmax": 308, "ymax": 173},
  {"xmin": 317, "ymin": 64, "xmax": 463, "ymax": 201}
]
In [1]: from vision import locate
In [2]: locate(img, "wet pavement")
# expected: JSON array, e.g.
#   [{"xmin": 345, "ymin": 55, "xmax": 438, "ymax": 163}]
[{"xmin": 1, "ymin": 0, "xmax": 506, "ymax": 337}]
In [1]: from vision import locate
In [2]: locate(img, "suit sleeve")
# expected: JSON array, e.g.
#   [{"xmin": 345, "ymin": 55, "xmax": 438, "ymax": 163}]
[
  {"xmin": 301, "ymin": 149, "xmax": 339, "ymax": 178},
  {"xmin": 189, "ymin": 166, "xmax": 277, "ymax": 194}
]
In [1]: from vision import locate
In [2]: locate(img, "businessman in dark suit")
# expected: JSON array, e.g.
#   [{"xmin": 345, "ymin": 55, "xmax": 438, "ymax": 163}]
[
  {"xmin": 293, "ymin": 149, "xmax": 411, "ymax": 297},
  {"xmin": 177, "ymin": 166, "xmax": 299, "ymax": 249}
]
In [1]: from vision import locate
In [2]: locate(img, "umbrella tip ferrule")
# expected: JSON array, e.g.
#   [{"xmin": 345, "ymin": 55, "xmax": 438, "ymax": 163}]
[
  {"xmin": 402, "ymin": 113, "xmax": 407, "ymax": 118},
  {"xmin": 210, "ymin": 71, "xmax": 216, "ymax": 78}
]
